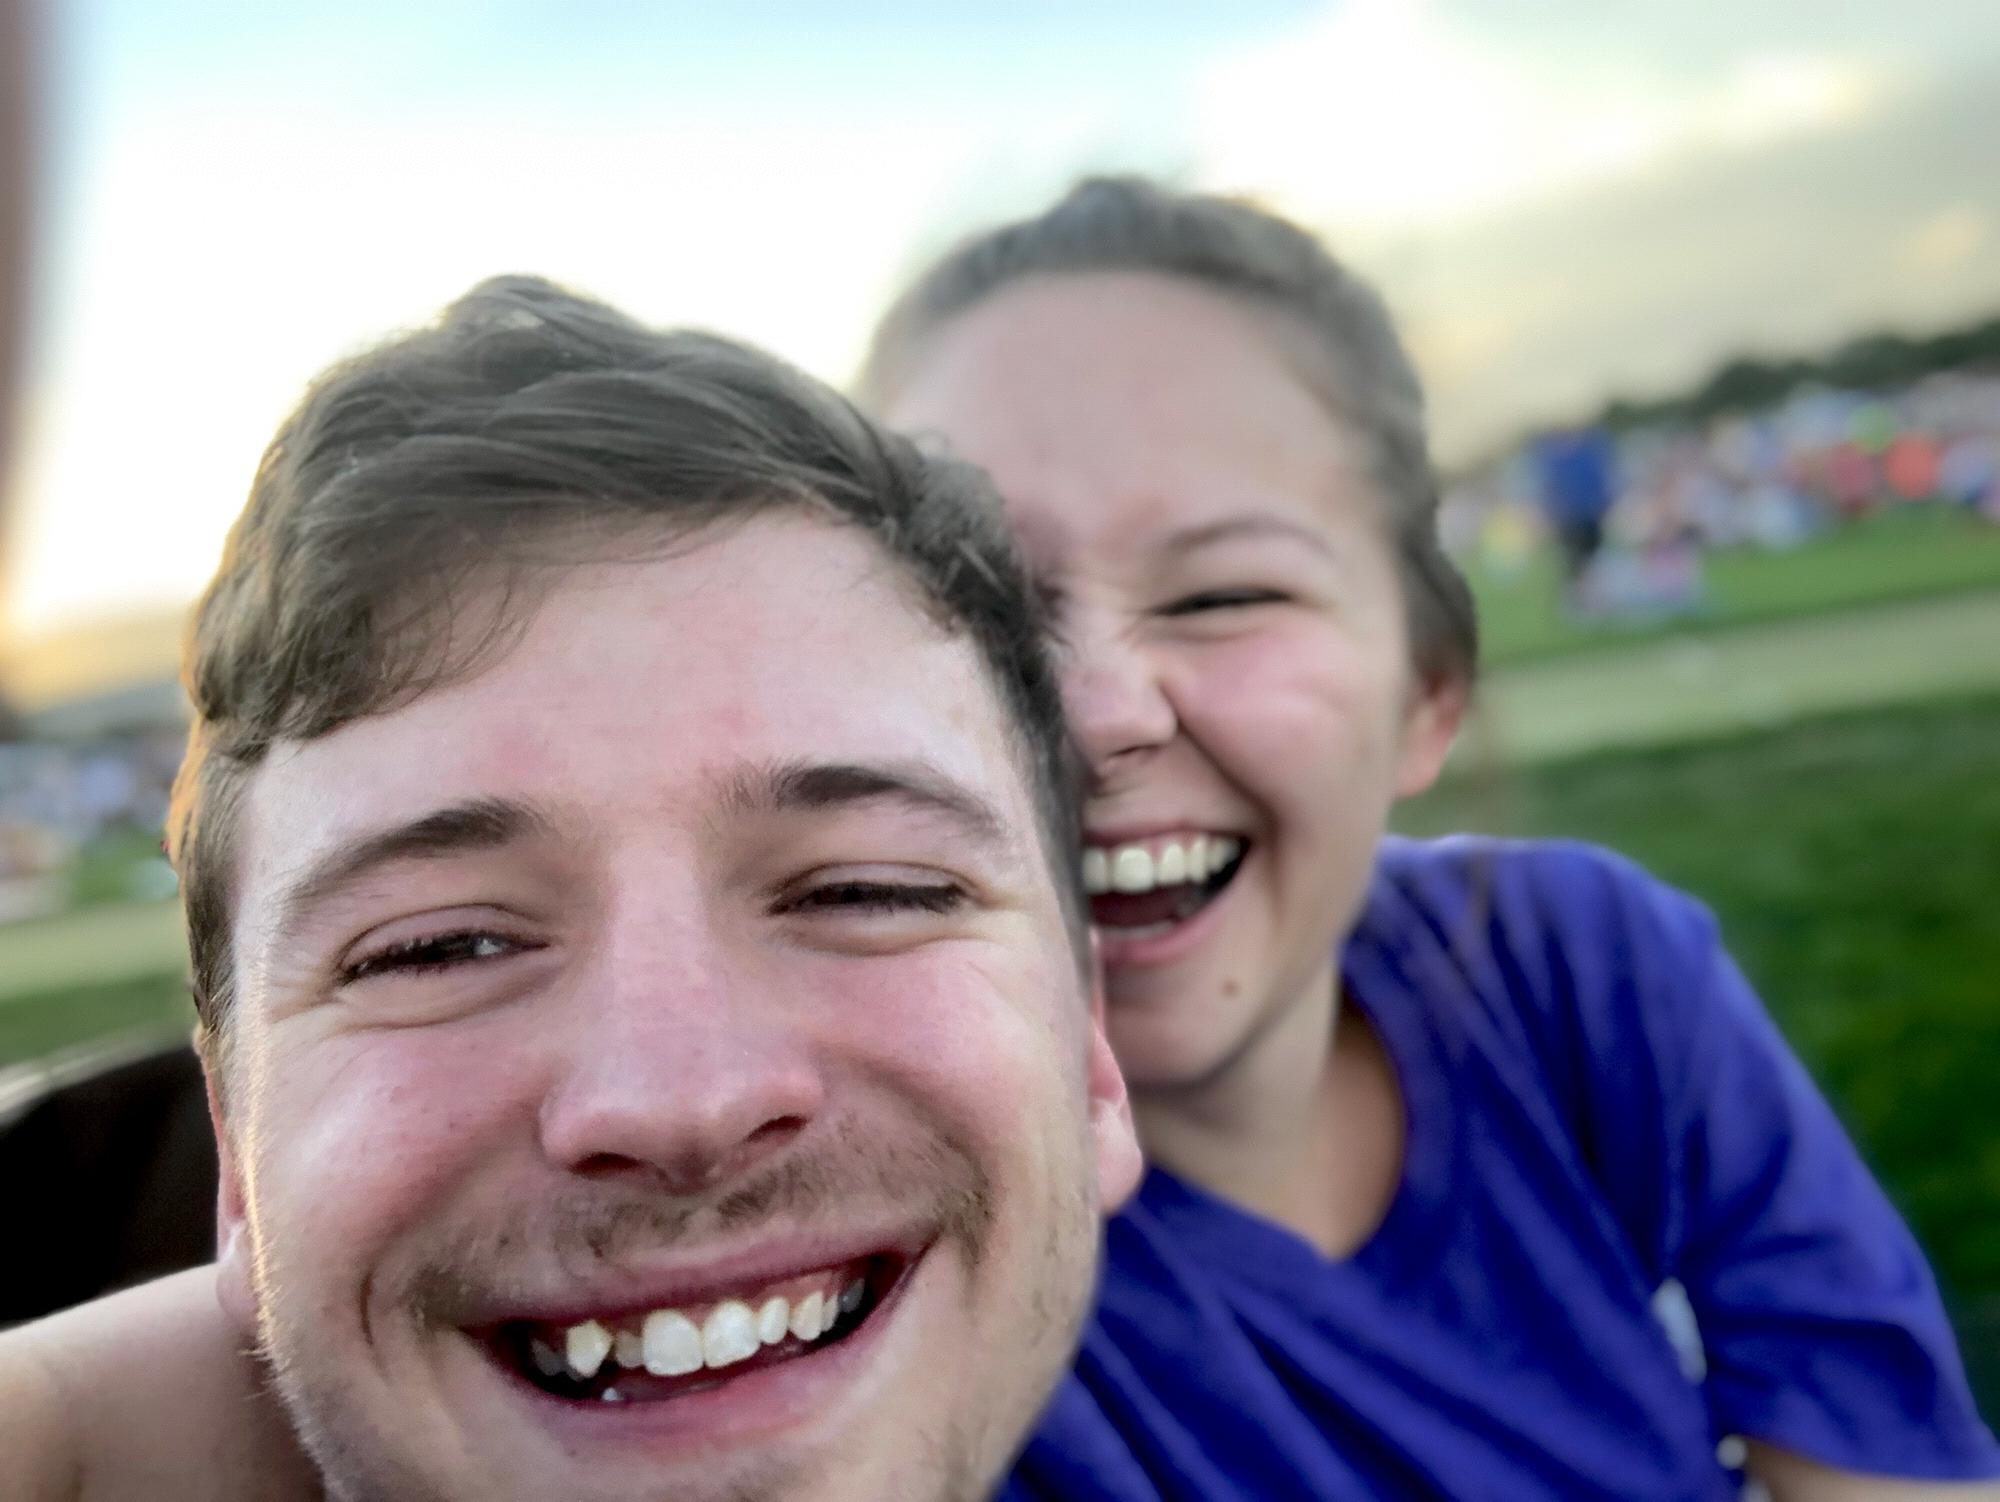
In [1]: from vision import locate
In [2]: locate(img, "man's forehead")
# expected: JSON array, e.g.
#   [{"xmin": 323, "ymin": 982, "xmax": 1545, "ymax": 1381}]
[{"xmin": 235, "ymin": 519, "xmax": 1040, "ymax": 880}]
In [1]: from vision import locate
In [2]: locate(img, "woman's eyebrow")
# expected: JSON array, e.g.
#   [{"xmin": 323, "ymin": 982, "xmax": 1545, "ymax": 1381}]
[{"xmin": 1156, "ymin": 512, "xmax": 1336, "ymax": 558}]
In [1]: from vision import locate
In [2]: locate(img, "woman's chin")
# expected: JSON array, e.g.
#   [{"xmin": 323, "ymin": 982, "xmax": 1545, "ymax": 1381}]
[{"xmin": 1109, "ymin": 1009, "xmax": 1256, "ymax": 1099}]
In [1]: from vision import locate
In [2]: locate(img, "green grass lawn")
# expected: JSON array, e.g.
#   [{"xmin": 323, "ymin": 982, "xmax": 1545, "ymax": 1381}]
[
  {"xmin": 1472, "ymin": 505, "xmax": 2000, "ymax": 666},
  {"xmin": 0, "ymin": 972, "xmax": 191, "ymax": 1069},
  {"xmin": 1469, "ymin": 588, "xmax": 2000, "ymax": 765},
  {"xmin": 1402, "ymin": 692, "xmax": 2000, "ymax": 1410},
  {"xmin": 0, "ymin": 898, "xmax": 186, "ymax": 1002}
]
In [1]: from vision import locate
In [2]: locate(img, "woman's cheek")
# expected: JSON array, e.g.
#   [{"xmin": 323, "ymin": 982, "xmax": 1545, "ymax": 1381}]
[{"xmin": 1180, "ymin": 623, "xmax": 1391, "ymax": 756}]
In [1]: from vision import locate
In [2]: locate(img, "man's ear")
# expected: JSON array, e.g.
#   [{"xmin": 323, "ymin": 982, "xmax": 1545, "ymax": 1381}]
[
  {"xmin": 1394, "ymin": 672, "xmax": 1469, "ymax": 800},
  {"xmin": 1084, "ymin": 932, "xmax": 1142, "ymax": 1213},
  {"xmin": 203, "ymin": 1047, "xmax": 258, "ymax": 1338}
]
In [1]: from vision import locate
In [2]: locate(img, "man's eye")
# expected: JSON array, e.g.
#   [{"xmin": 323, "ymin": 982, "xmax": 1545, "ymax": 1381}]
[
  {"xmin": 1160, "ymin": 588, "xmax": 1286, "ymax": 616},
  {"xmin": 781, "ymin": 881, "xmax": 965, "ymax": 917},
  {"xmin": 340, "ymin": 931, "xmax": 527, "ymax": 984}
]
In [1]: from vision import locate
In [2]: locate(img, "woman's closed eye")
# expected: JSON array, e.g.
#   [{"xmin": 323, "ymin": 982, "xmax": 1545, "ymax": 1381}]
[
  {"xmin": 1159, "ymin": 587, "xmax": 1289, "ymax": 616},
  {"xmin": 339, "ymin": 929, "xmax": 538, "ymax": 986}
]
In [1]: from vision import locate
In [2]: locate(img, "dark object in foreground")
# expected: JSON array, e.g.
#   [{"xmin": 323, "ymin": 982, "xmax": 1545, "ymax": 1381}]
[{"xmin": 0, "ymin": 1041, "xmax": 214, "ymax": 1323}]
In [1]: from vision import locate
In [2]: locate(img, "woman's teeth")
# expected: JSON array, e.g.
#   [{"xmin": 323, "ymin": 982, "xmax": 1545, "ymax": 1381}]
[{"xmin": 1082, "ymin": 835, "xmax": 1242, "ymax": 896}]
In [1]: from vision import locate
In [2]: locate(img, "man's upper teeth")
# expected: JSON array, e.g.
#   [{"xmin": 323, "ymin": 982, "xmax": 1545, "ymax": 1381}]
[
  {"xmin": 565, "ymin": 1319, "xmax": 614, "ymax": 1380},
  {"xmin": 756, "ymin": 1296, "xmax": 790, "ymax": 1345},
  {"xmin": 642, "ymin": 1309, "xmax": 704, "ymax": 1376},
  {"xmin": 555, "ymin": 1274, "xmax": 867, "ymax": 1380},
  {"xmin": 1083, "ymin": 835, "xmax": 1240, "ymax": 895},
  {"xmin": 701, "ymin": 1302, "xmax": 761, "ymax": 1369},
  {"xmin": 789, "ymin": 1290, "xmax": 827, "ymax": 1341},
  {"xmin": 613, "ymin": 1327, "xmax": 644, "ymax": 1368}
]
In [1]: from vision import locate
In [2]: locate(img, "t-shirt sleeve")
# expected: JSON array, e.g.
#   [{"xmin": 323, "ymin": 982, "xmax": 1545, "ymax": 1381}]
[{"xmin": 1516, "ymin": 843, "xmax": 1999, "ymax": 1479}]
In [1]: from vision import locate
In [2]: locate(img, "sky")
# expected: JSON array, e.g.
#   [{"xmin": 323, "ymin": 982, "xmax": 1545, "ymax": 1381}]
[{"xmin": 6, "ymin": 0, "xmax": 2000, "ymax": 678}]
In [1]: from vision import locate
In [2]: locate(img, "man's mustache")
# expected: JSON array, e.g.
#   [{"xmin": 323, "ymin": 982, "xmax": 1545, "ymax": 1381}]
[{"xmin": 393, "ymin": 1122, "xmax": 997, "ymax": 1326}]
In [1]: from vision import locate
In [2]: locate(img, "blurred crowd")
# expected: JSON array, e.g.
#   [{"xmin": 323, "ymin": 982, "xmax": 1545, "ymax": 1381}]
[
  {"xmin": 1446, "ymin": 370, "xmax": 2000, "ymax": 619},
  {"xmin": 0, "ymin": 728, "xmax": 180, "ymax": 920}
]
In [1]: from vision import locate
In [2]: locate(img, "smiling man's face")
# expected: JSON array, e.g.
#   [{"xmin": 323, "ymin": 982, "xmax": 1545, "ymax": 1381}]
[{"xmin": 210, "ymin": 514, "xmax": 1137, "ymax": 1502}]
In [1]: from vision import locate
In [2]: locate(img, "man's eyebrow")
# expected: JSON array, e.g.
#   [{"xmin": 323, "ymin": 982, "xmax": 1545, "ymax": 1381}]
[
  {"xmin": 724, "ymin": 759, "xmax": 1010, "ymax": 850},
  {"xmin": 273, "ymin": 797, "xmax": 557, "ymax": 943},
  {"xmin": 1157, "ymin": 511, "xmax": 1336, "ymax": 559}
]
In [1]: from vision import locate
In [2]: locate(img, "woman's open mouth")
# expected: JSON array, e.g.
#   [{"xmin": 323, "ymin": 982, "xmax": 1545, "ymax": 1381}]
[
  {"xmin": 478, "ymin": 1252, "xmax": 909, "ymax": 1407},
  {"xmin": 1082, "ymin": 831, "xmax": 1248, "ymax": 939}
]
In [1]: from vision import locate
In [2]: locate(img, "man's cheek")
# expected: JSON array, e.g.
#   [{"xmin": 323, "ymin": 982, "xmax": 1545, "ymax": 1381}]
[
  {"xmin": 252, "ymin": 1043, "xmax": 502, "ymax": 1257},
  {"xmin": 861, "ymin": 953, "xmax": 1077, "ymax": 1113}
]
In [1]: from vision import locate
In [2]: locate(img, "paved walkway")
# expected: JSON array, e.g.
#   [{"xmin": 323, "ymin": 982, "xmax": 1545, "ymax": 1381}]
[
  {"xmin": 0, "ymin": 897, "xmax": 183, "ymax": 1001},
  {"xmin": 1470, "ymin": 588, "xmax": 2000, "ymax": 766}
]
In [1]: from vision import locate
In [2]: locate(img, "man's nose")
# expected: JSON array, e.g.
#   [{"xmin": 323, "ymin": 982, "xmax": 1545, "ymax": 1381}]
[
  {"xmin": 537, "ymin": 907, "xmax": 826, "ymax": 1198},
  {"xmin": 1062, "ymin": 611, "xmax": 1176, "ymax": 782}
]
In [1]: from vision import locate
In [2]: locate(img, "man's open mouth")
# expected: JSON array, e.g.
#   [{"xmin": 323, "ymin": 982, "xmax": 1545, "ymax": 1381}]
[
  {"xmin": 478, "ymin": 1252, "xmax": 910, "ymax": 1406},
  {"xmin": 1082, "ymin": 831, "xmax": 1248, "ymax": 938}
]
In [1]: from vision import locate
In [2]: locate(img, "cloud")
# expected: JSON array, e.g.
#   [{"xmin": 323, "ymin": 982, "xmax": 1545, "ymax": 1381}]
[
  {"xmin": 1898, "ymin": 204, "xmax": 1990, "ymax": 276},
  {"xmin": 1181, "ymin": 0, "xmax": 1999, "ymax": 460},
  {"xmin": 1190, "ymin": 0, "xmax": 1906, "ymax": 232},
  {"xmin": 1382, "ymin": 75, "xmax": 2000, "ymax": 460},
  {"xmin": 5, "ymin": 97, "xmax": 983, "ymax": 634}
]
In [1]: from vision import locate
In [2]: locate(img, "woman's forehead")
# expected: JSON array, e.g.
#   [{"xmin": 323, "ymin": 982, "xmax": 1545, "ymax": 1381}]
[
  {"xmin": 892, "ymin": 274, "xmax": 1361, "ymax": 482},
  {"xmin": 900, "ymin": 272, "xmax": 1304, "ymax": 409}
]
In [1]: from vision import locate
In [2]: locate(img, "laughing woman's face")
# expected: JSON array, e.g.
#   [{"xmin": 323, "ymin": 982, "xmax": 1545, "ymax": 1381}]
[{"xmin": 883, "ymin": 271, "xmax": 1461, "ymax": 1091}]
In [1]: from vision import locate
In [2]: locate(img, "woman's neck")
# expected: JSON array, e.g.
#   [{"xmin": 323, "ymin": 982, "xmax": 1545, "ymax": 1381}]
[
  {"xmin": 1130, "ymin": 961, "xmax": 1405, "ymax": 1258},
  {"xmin": 1132, "ymin": 957, "xmax": 1341, "ymax": 1223}
]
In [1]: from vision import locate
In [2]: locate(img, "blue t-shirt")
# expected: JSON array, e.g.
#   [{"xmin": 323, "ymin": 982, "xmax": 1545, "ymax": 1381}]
[{"xmin": 1004, "ymin": 838, "xmax": 1998, "ymax": 1499}]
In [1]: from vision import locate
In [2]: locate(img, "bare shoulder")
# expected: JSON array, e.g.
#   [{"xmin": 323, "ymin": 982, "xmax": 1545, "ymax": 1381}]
[
  {"xmin": 0, "ymin": 1268, "xmax": 319, "ymax": 1502},
  {"xmin": 0, "ymin": 1309, "xmax": 79, "ymax": 1502},
  {"xmin": 1748, "ymin": 1440, "xmax": 2000, "ymax": 1501}
]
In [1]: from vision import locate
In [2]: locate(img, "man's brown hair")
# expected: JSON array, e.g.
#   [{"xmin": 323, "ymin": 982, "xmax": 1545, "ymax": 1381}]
[{"xmin": 170, "ymin": 276, "xmax": 1083, "ymax": 1052}]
